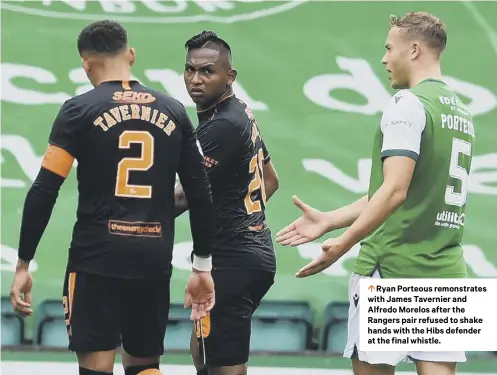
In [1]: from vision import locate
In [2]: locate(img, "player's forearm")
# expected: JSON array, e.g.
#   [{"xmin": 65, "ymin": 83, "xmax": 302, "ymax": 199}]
[
  {"xmin": 18, "ymin": 168, "xmax": 63, "ymax": 262},
  {"xmin": 174, "ymin": 184, "xmax": 189, "ymax": 217},
  {"xmin": 325, "ymin": 195, "xmax": 369, "ymax": 231},
  {"xmin": 338, "ymin": 185, "xmax": 406, "ymax": 249}
]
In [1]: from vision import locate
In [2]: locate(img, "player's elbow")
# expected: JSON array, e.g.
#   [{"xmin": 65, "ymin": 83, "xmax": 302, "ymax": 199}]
[
  {"xmin": 273, "ymin": 171, "xmax": 280, "ymax": 191},
  {"xmin": 380, "ymin": 175, "xmax": 410, "ymax": 209},
  {"xmin": 267, "ymin": 174, "xmax": 280, "ymax": 192},
  {"xmin": 264, "ymin": 174, "xmax": 279, "ymax": 201},
  {"xmin": 174, "ymin": 188, "xmax": 187, "ymax": 205},
  {"xmin": 263, "ymin": 161, "xmax": 279, "ymax": 200},
  {"xmin": 393, "ymin": 188, "xmax": 408, "ymax": 205},
  {"xmin": 174, "ymin": 185, "xmax": 189, "ymax": 217},
  {"xmin": 386, "ymin": 183, "xmax": 408, "ymax": 206}
]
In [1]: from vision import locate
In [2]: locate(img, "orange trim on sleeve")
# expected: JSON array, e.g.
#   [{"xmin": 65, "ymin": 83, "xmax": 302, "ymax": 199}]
[{"xmin": 41, "ymin": 145, "xmax": 74, "ymax": 178}]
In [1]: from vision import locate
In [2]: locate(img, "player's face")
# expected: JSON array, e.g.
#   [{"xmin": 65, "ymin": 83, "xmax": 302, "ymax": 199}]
[
  {"xmin": 184, "ymin": 48, "xmax": 233, "ymax": 106},
  {"xmin": 381, "ymin": 27, "xmax": 412, "ymax": 89}
]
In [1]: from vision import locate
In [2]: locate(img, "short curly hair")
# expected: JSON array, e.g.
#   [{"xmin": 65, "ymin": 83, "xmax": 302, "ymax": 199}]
[{"xmin": 77, "ymin": 20, "xmax": 128, "ymax": 55}]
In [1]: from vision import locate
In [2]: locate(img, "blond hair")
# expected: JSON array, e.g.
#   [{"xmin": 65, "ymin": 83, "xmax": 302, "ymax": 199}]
[{"xmin": 389, "ymin": 12, "xmax": 447, "ymax": 53}]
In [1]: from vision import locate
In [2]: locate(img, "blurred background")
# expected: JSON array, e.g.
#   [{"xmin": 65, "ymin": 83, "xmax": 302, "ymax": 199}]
[{"xmin": 1, "ymin": 1, "xmax": 496, "ymax": 374}]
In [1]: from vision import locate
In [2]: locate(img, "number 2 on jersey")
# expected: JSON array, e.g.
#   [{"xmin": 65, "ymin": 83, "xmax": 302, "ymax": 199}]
[
  {"xmin": 445, "ymin": 137, "xmax": 471, "ymax": 207},
  {"xmin": 244, "ymin": 149, "xmax": 267, "ymax": 215},
  {"xmin": 115, "ymin": 130, "xmax": 154, "ymax": 198}
]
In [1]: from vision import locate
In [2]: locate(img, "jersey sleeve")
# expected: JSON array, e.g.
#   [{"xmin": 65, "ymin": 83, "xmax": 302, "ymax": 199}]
[
  {"xmin": 176, "ymin": 106, "xmax": 213, "ymax": 257},
  {"xmin": 48, "ymin": 98, "xmax": 85, "ymax": 158},
  {"xmin": 380, "ymin": 90, "xmax": 426, "ymax": 161},
  {"xmin": 176, "ymin": 108, "xmax": 212, "ymax": 202},
  {"xmin": 197, "ymin": 119, "xmax": 244, "ymax": 176}
]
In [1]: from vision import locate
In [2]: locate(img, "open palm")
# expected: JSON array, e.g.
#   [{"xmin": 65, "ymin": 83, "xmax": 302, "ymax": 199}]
[
  {"xmin": 276, "ymin": 195, "xmax": 329, "ymax": 246},
  {"xmin": 185, "ymin": 271, "xmax": 215, "ymax": 321}
]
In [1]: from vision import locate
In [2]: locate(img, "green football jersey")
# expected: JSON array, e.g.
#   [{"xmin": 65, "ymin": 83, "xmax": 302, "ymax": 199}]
[{"xmin": 354, "ymin": 79, "xmax": 475, "ymax": 278}]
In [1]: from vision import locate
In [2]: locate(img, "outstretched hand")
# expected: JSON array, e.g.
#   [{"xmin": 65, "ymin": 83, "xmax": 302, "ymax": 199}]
[
  {"xmin": 296, "ymin": 237, "xmax": 349, "ymax": 278},
  {"xmin": 276, "ymin": 195, "xmax": 329, "ymax": 246}
]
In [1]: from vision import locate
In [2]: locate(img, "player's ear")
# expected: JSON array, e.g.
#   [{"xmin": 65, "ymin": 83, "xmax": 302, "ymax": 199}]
[
  {"xmin": 227, "ymin": 68, "xmax": 237, "ymax": 86},
  {"xmin": 411, "ymin": 42, "xmax": 421, "ymax": 61},
  {"xmin": 128, "ymin": 47, "xmax": 136, "ymax": 67},
  {"xmin": 81, "ymin": 57, "xmax": 91, "ymax": 74}
]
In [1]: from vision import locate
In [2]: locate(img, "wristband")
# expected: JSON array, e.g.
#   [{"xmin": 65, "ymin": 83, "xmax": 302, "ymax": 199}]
[{"xmin": 192, "ymin": 255, "xmax": 212, "ymax": 272}]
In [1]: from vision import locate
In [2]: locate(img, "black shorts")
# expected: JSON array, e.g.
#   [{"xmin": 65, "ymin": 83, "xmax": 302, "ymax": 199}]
[
  {"xmin": 197, "ymin": 269, "xmax": 275, "ymax": 367},
  {"xmin": 62, "ymin": 270, "xmax": 171, "ymax": 357}
]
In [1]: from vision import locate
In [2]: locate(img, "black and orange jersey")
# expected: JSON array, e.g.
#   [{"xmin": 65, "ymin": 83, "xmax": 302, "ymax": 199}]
[
  {"xmin": 47, "ymin": 80, "xmax": 211, "ymax": 279},
  {"xmin": 196, "ymin": 95, "xmax": 275, "ymax": 271}
]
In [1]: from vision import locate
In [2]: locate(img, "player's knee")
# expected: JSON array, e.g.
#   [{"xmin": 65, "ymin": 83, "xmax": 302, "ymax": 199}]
[
  {"xmin": 414, "ymin": 360, "xmax": 456, "ymax": 375},
  {"xmin": 197, "ymin": 368, "xmax": 208, "ymax": 375},
  {"xmin": 208, "ymin": 365, "xmax": 246, "ymax": 375},
  {"xmin": 124, "ymin": 363, "xmax": 161, "ymax": 375},
  {"xmin": 352, "ymin": 360, "xmax": 395, "ymax": 375},
  {"xmin": 79, "ymin": 367, "xmax": 113, "ymax": 375},
  {"xmin": 77, "ymin": 351, "xmax": 116, "ymax": 374}
]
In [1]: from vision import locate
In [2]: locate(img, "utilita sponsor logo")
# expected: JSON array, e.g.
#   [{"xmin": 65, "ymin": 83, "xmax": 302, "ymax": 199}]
[
  {"xmin": 435, "ymin": 211, "xmax": 465, "ymax": 228},
  {"xmin": 1, "ymin": 0, "xmax": 308, "ymax": 24}
]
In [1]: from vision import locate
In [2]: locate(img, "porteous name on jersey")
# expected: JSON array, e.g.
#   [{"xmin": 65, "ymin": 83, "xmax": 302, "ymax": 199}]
[
  {"xmin": 439, "ymin": 95, "xmax": 475, "ymax": 138},
  {"xmin": 435, "ymin": 95, "xmax": 474, "ymax": 230},
  {"xmin": 92, "ymin": 91, "xmax": 176, "ymax": 135}
]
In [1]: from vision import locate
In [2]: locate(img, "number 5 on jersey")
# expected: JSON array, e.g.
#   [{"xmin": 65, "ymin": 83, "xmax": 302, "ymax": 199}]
[
  {"xmin": 115, "ymin": 130, "xmax": 154, "ymax": 198},
  {"xmin": 245, "ymin": 149, "xmax": 267, "ymax": 215},
  {"xmin": 445, "ymin": 138, "xmax": 472, "ymax": 207}
]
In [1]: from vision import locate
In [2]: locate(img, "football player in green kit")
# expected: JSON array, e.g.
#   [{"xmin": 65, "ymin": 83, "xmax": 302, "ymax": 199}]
[{"xmin": 276, "ymin": 11, "xmax": 474, "ymax": 375}]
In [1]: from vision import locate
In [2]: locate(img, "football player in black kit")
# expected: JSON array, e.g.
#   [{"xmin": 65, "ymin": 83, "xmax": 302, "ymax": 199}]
[
  {"xmin": 10, "ymin": 21, "xmax": 215, "ymax": 375},
  {"xmin": 174, "ymin": 31, "xmax": 280, "ymax": 375}
]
